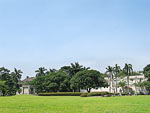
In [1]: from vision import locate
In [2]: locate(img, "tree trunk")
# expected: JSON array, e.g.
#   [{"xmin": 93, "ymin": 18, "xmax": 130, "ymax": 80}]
[
  {"xmin": 109, "ymin": 74, "xmax": 112, "ymax": 93},
  {"xmin": 127, "ymin": 76, "xmax": 130, "ymax": 94},
  {"xmin": 116, "ymin": 76, "xmax": 118, "ymax": 93}
]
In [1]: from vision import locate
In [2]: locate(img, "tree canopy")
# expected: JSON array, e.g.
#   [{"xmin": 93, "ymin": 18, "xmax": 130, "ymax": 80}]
[{"xmin": 70, "ymin": 70, "xmax": 108, "ymax": 93}]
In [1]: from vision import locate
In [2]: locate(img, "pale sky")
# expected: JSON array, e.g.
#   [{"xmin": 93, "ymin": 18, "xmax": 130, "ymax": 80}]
[{"xmin": 0, "ymin": 0, "xmax": 150, "ymax": 79}]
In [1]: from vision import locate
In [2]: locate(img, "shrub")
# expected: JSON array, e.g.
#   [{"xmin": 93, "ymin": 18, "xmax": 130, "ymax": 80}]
[
  {"xmin": 113, "ymin": 93, "xmax": 120, "ymax": 96},
  {"xmin": 38, "ymin": 92, "xmax": 113, "ymax": 97},
  {"xmin": 38, "ymin": 92, "xmax": 82, "ymax": 96},
  {"xmin": 122, "ymin": 93, "xmax": 128, "ymax": 96},
  {"xmin": 87, "ymin": 92, "xmax": 110, "ymax": 97},
  {"xmin": 80, "ymin": 93, "xmax": 88, "ymax": 97}
]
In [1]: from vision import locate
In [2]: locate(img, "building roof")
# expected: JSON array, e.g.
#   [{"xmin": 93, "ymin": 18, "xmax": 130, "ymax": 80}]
[{"xmin": 22, "ymin": 77, "xmax": 35, "ymax": 83}]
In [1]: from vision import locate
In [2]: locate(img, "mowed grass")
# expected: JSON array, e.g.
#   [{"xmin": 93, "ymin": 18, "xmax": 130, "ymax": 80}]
[{"xmin": 0, "ymin": 95, "xmax": 150, "ymax": 113}]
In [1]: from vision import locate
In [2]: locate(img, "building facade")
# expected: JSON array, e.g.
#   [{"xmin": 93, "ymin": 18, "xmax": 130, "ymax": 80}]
[{"xmin": 18, "ymin": 76, "xmax": 36, "ymax": 95}]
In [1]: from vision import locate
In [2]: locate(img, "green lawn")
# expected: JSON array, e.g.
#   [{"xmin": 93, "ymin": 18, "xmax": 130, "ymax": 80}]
[{"xmin": 0, "ymin": 95, "xmax": 150, "ymax": 113}]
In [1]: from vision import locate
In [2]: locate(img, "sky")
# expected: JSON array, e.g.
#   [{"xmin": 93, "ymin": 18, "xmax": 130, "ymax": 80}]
[{"xmin": 0, "ymin": 0, "xmax": 150, "ymax": 79}]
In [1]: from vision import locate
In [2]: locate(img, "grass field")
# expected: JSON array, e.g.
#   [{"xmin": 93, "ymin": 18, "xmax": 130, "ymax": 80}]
[{"xmin": 0, "ymin": 95, "xmax": 150, "ymax": 113}]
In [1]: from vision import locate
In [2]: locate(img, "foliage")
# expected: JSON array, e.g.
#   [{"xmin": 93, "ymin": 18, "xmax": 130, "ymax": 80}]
[
  {"xmin": 60, "ymin": 62, "xmax": 90, "ymax": 77},
  {"xmin": 35, "ymin": 67, "xmax": 47, "ymax": 77},
  {"xmin": 0, "ymin": 67, "xmax": 22, "ymax": 96},
  {"xmin": 138, "ymin": 81, "xmax": 150, "ymax": 94},
  {"xmin": 80, "ymin": 93, "xmax": 88, "ymax": 97},
  {"xmin": 38, "ymin": 92, "xmax": 82, "ymax": 96},
  {"xmin": 70, "ymin": 70, "xmax": 108, "ymax": 93},
  {"xmin": 143, "ymin": 64, "xmax": 150, "ymax": 81},
  {"xmin": 113, "ymin": 64, "xmax": 121, "ymax": 93},
  {"xmin": 87, "ymin": 92, "xmax": 110, "ymax": 97},
  {"xmin": 137, "ymin": 65, "xmax": 150, "ymax": 94},
  {"xmin": 118, "ymin": 81, "xmax": 126, "ymax": 93},
  {"xmin": 123, "ymin": 64, "xmax": 133, "ymax": 93},
  {"xmin": 33, "ymin": 71, "xmax": 71, "ymax": 93},
  {"xmin": 17, "ymin": 88, "xmax": 22, "ymax": 94},
  {"xmin": 33, "ymin": 62, "xmax": 91, "ymax": 93}
]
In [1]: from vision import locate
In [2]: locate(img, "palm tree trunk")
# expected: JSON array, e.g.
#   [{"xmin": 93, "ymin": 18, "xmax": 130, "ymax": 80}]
[
  {"xmin": 116, "ymin": 77, "xmax": 118, "ymax": 93},
  {"xmin": 109, "ymin": 74, "xmax": 112, "ymax": 93},
  {"xmin": 127, "ymin": 76, "xmax": 129, "ymax": 94}
]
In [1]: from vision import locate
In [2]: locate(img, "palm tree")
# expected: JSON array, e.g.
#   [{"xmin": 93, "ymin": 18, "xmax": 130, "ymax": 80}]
[
  {"xmin": 113, "ymin": 64, "xmax": 121, "ymax": 93},
  {"xmin": 70, "ymin": 62, "xmax": 89, "ymax": 77},
  {"xmin": 123, "ymin": 64, "xmax": 133, "ymax": 94},
  {"xmin": 12, "ymin": 68, "xmax": 23, "ymax": 90},
  {"xmin": 35, "ymin": 67, "xmax": 47, "ymax": 77},
  {"xmin": 46, "ymin": 68, "xmax": 57, "ymax": 74},
  {"xmin": 106, "ymin": 66, "xmax": 114, "ymax": 93},
  {"xmin": 14, "ymin": 68, "xmax": 22, "ymax": 80}
]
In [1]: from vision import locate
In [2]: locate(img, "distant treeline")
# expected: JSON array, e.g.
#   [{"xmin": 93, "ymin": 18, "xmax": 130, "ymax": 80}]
[{"xmin": 1, "ymin": 62, "xmax": 150, "ymax": 96}]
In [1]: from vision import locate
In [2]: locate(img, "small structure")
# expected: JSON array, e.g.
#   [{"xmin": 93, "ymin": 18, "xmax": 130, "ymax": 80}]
[{"xmin": 19, "ymin": 76, "xmax": 36, "ymax": 95}]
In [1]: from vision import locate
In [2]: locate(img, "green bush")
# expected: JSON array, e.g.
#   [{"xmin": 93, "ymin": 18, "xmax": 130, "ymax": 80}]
[
  {"xmin": 113, "ymin": 93, "xmax": 120, "ymax": 96},
  {"xmin": 38, "ymin": 92, "xmax": 82, "ymax": 96},
  {"xmin": 38, "ymin": 92, "xmax": 113, "ymax": 97},
  {"xmin": 87, "ymin": 92, "xmax": 110, "ymax": 97},
  {"xmin": 122, "ymin": 93, "xmax": 129, "ymax": 96},
  {"xmin": 80, "ymin": 93, "xmax": 88, "ymax": 97}
]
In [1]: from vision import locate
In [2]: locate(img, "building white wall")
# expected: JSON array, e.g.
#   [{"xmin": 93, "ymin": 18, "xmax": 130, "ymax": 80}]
[{"xmin": 81, "ymin": 75, "xmax": 147, "ymax": 94}]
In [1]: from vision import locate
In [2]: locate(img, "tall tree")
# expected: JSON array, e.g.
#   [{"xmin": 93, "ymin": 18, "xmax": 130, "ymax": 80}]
[
  {"xmin": 106, "ymin": 66, "xmax": 114, "ymax": 93},
  {"xmin": 12, "ymin": 68, "xmax": 22, "ymax": 90},
  {"xmin": 142, "ymin": 64, "xmax": 150, "ymax": 94},
  {"xmin": 71, "ymin": 70, "xmax": 107, "ymax": 93},
  {"xmin": 70, "ymin": 62, "xmax": 89, "ymax": 77},
  {"xmin": 113, "ymin": 64, "xmax": 121, "ymax": 93},
  {"xmin": 0, "ymin": 67, "xmax": 10, "ymax": 81},
  {"xmin": 143, "ymin": 64, "xmax": 150, "ymax": 81},
  {"xmin": 60, "ymin": 62, "xmax": 90, "ymax": 77},
  {"xmin": 35, "ymin": 67, "xmax": 47, "ymax": 77},
  {"xmin": 123, "ymin": 64, "xmax": 133, "ymax": 94}
]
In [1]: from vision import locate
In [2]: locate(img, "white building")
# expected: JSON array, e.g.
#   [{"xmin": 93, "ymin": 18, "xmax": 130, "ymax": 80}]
[
  {"xmin": 81, "ymin": 75, "xmax": 148, "ymax": 94},
  {"xmin": 18, "ymin": 77, "xmax": 35, "ymax": 95}
]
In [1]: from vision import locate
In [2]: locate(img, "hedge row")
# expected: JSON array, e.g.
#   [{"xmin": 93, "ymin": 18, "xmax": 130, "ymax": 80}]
[
  {"xmin": 38, "ymin": 92, "xmax": 113, "ymax": 97},
  {"xmin": 38, "ymin": 92, "xmax": 82, "ymax": 96},
  {"xmin": 80, "ymin": 92, "xmax": 113, "ymax": 97}
]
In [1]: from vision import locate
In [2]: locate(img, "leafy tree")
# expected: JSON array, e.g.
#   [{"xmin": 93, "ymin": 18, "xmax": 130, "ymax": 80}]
[
  {"xmin": 0, "ymin": 67, "xmax": 18, "ymax": 96},
  {"xmin": 143, "ymin": 81, "xmax": 150, "ymax": 94},
  {"xmin": 33, "ymin": 70, "xmax": 71, "ymax": 93},
  {"xmin": 0, "ymin": 81, "xmax": 8, "ymax": 96},
  {"xmin": 143, "ymin": 64, "xmax": 150, "ymax": 81},
  {"xmin": 33, "ymin": 76, "xmax": 46, "ymax": 93},
  {"xmin": 71, "ymin": 70, "xmax": 107, "ymax": 93},
  {"xmin": 48, "ymin": 71, "xmax": 70, "ymax": 92},
  {"xmin": 0, "ymin": 67, "xmax": 10, "ymax": 81},
  {"xmin": 140, "ymin": 65, "xmax": 150, "ymax": 94}
]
